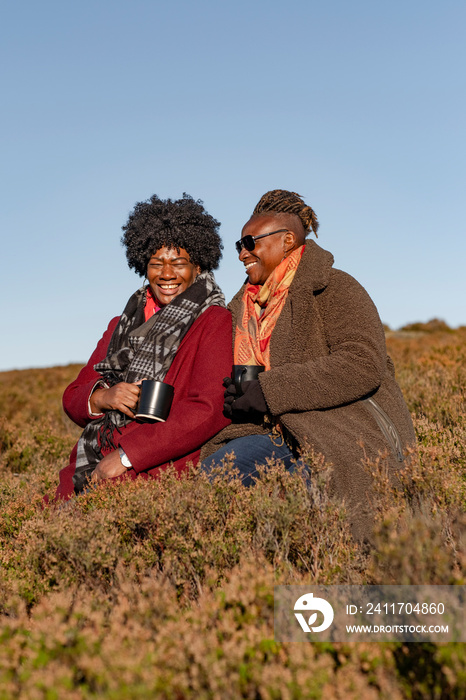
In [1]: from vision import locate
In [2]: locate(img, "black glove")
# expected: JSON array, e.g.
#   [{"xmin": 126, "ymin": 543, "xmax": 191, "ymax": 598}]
[
  {"xmin": 229, "ymin": 379, "xmax": 268, "ymax": 416},
  {"xmin": 222, "ymin": 377, "xmax": 238, "ymax": 418}
]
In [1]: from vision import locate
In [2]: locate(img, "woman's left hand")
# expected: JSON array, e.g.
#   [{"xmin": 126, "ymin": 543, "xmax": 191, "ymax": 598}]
[
  {"xmin": 92, "ymin": 451, "xmax": 128, "ymax": 482},
  {"xmin": 225, "ymin": 379, "xmax": 268, "ymax": 417}
]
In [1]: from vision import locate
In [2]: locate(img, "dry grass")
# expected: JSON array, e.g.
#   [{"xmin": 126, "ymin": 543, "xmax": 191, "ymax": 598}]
[{"xmin": 0, "ymin": 328, "xmax": 465, "ymax": 699}]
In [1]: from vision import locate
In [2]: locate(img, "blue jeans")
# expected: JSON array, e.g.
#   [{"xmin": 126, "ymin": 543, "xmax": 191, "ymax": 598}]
[{"xmin": 201, "ymin": 433, "xmax": 304, "ymax": 486}]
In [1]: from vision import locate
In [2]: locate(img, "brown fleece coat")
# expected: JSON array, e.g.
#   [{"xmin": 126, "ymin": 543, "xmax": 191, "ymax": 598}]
[{"xmin": 202, "ymin": 241, "xmax": 416, "ymax": 540}]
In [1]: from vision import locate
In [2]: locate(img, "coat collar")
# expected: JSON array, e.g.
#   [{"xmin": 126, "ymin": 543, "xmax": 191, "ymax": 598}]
[{"xmin": 288, "ymin": 240, "xmax": 334, "ymax": 293}]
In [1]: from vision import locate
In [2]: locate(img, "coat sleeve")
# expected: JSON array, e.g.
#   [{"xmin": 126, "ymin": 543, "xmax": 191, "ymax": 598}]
[
  {"xmin": 119, "ymin": 308, "xmax": 233, "ymax": 473},
  {"xmin": 62, "ymin": 317, "xmax": 119, "ymax": 428},
  {"xmin": 261, "ymin": 270, "xmax": 387, "ymax": 415}
]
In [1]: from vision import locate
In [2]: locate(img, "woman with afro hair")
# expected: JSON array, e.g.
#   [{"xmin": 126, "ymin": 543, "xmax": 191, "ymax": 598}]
[{"xmin": 55, "ymin": 193, "xmax": 232, "ymax": 499}]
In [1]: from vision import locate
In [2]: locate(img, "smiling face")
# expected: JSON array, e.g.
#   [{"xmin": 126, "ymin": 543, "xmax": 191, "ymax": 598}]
[
  {"xmin": 238, "ymin": 215, "xmax": 296, "ymax": 286},
  {"xmin": 146, "ymin": 246, "xmax": 200, "ymax": 306}
]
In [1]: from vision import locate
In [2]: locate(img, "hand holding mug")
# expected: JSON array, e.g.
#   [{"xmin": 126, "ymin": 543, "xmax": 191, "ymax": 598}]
[
  {"xmin": 232, "ymin": 365, "xmax": 265, "ymax": 396},
  {"xmin": 223, "ymin": 366, "xmax": 267, "ymax": 418},
  {"xmin": 90, "ymin": 381, "xmax": 143, "ymax": 418}
]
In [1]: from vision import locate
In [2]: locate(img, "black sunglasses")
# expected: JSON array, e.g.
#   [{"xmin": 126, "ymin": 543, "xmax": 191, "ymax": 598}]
[{"xmin": 235, "ymin": 228, "xmax": 288, "ymax": 254}]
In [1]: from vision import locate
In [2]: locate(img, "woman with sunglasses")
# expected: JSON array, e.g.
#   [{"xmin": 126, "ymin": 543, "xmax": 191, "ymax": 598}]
[{"xmin": 201, "ymin": 189, "xmax": 415, "ymax": 541}]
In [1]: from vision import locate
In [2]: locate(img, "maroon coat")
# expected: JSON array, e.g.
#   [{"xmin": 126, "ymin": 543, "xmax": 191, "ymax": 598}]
[{"xmin": 55, "ymin": 305, "xmax": 232, "ymax": 499}]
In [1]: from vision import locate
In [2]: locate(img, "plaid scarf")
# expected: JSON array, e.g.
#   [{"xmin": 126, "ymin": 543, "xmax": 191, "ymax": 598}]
[
  {"xmin": 234, "ymin": 246, "xmax": 304, "ymax": 370},
  {"xmin": 73, "ymin": 271, "xmax": 225, "ymax": 493}
]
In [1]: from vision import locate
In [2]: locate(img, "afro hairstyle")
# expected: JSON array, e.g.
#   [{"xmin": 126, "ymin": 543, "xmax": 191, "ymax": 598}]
[{"xmin": 121, "ymin": 193, "xmax": 223, "ymax": 277}]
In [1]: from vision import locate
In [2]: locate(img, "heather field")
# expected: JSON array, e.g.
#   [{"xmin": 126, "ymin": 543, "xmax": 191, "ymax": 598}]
[{"xmin": 0, "ymin": 325, "xmax": 465, "ymax": 699}]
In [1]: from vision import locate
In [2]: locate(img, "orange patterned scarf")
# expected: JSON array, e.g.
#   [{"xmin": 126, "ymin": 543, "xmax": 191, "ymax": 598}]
[{"xmin": 234, "ymin": 245, "xmax": 304, "ymax": 370}]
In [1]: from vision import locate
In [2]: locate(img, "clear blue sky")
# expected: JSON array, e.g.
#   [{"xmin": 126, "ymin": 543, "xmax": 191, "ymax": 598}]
[{"xmin": 1, "ymin": 0, "xmax": 464, "ymax": 371}]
